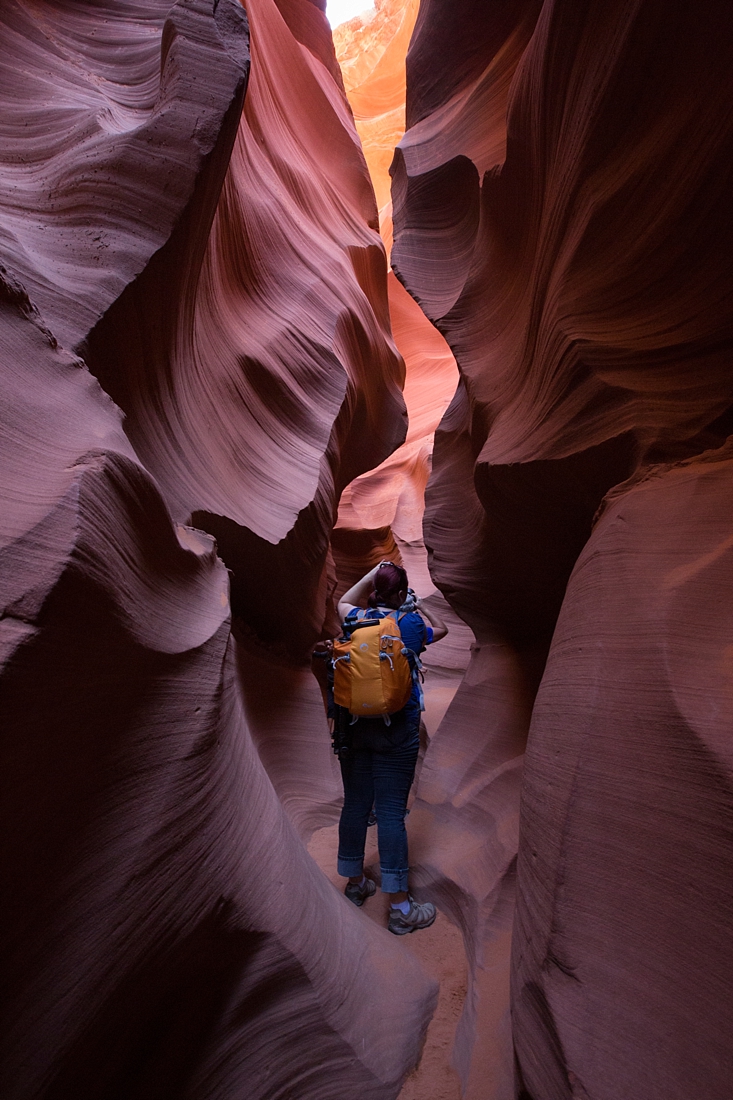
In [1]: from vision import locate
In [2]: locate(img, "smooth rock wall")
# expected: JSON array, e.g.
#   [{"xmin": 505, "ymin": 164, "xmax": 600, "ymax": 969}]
[
  {"xmin": 393, "ymin": 0, "xmax": 733, "ymax": 1096},
  {"xmin": 514, "ymin": 449, "xmax": 733, "ymax": 1100},
  {"xmin": 0, "ymin": 2, "xmax": 436, "ymax": 1096},
  {"xmin": 332, "ymin": 0, "xmax": 460, "ymax": 657}
]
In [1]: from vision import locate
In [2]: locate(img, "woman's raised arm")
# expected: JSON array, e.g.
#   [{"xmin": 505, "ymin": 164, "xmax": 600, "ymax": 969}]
[
  {"xmin": 337, "ymin": 561, "xmax": 390, "ymax": 622},
  {"xmin": 415, "ymin": 597, "xmax": 448, "ymax": 642}
]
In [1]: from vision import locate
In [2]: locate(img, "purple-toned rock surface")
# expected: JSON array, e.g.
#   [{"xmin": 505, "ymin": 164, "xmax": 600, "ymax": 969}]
[
  {"xmin": 514, "ymin": 448, "xmax": 733, "ymax": 1100},
  {"xmin": 5, "ymin": 0, "xmax": 733, "ymax": 1095},
  {"xmin": 0, "ymin": 2, "xmax": 436, "ymax": 1097},
  {"xmin": 393, "ymin": 0, "xmax": 733, "ymax": 1096}
]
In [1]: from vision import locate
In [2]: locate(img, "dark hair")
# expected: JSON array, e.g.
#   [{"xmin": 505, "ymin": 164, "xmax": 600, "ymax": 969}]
[{"xmin": 368, "ymin": 562, "xmax": 408, "ymax": 610}]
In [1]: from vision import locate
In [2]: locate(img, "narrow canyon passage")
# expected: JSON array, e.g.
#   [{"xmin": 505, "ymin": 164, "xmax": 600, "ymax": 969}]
[{"xmin": 1, "ymin": 2, "xmax": 733, "ymax": 1100}]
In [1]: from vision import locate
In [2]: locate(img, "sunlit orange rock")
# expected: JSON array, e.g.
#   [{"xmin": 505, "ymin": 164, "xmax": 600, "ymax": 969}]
[
  {"xmin": 333, "ymin": 0, "xmax": 418, "ymax": 228},
  {"xmin": 337, "ymin": 274, "xmax": 457, "ymax": 544},
  {"xmin": 333, "ymin": 0, "xmax": 458, "ymax": 593}
]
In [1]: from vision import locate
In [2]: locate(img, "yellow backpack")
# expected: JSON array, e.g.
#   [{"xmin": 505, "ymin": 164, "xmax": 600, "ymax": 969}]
[{"xmin": 333, "ymin": 611, "xmax": 413, "ymax": 718}]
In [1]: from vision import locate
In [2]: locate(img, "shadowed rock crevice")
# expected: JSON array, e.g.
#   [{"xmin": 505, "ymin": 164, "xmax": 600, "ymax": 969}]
[{"xmin": 43, "ymin": 911, "xmax": 395, "ymax": 1100}]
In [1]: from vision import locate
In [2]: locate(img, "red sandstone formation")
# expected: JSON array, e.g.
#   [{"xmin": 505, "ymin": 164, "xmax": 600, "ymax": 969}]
[
  {"xmin": 333, "ymin": 0, "xmax": 458, "ymax": 593},
  {"xmin": 333, "ymin": 0, "xmax": 418, "ymax": 223},
  {"xmin": 5, "ymin": 0, "xmax": 731, "ymax": 1095},
  {"xmin": 515, "ymin": 449, "xmax": 733, "ymax": 1100},
  {"xmin": 393, "ymin": 0, "xmax": 733, "ymax": 1097},
  {"xmin": 0, "ymin": 2, "xmax": 437, "ymax": 1097},
  {"xmin": 336, "ymin": 276, "xmax": 457, "ymax": 547},
  {"xmin": 86, "ymin": 0, "xmax": 409, "ymax": 655}
]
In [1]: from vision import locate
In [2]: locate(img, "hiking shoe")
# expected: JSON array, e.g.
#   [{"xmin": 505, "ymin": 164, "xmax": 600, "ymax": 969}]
[
  {"xmin": 345, "ymin": 877, "xmax": 376, "ymax": 907},
  {"xmin": 388, "ymin": 897, "xmax": 437, "ymax": 935}
]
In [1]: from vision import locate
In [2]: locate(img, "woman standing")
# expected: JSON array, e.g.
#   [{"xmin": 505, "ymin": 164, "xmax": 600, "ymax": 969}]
[{"xmin": 336, "ymin": 561, "xmax": 447, "ymax": 935}]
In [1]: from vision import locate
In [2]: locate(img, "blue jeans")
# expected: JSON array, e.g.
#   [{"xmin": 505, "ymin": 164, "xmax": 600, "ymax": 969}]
[{"xmin": 337, "ymin": 719, "xmax": 420, "ymax": 894}]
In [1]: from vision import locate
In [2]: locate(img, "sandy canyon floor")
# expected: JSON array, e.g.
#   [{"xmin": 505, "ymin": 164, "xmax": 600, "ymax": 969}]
[{"xmin": 308, "ymin": 817, "xmax": 467, "ymax": 1100}]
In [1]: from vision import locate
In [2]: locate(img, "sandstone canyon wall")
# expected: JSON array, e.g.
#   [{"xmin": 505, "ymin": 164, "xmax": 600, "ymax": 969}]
[
  {"xmin": 393, "ymin": 0, "xmax": 733, "ymax": 1097},
  {"xmin": 4, "ymin": 0, "xmax": 733, "ymax": 1097},
  {"xmin": 0, "ymin": 2, "xmax": 438, "ymax": 1097},
  {"xmin": 332, "ymin": 0, "xmax": 462, "ymax": 682},
  {"xmin": 333, "ymin": 0, "xmax": 454, "ymax": 556}
]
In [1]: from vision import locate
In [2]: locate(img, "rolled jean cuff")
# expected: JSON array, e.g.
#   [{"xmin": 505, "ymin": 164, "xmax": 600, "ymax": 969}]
[
  {"xmin": 337, "ymin": 855, "xmax": 364, "ymax": 877},
  {"xmin": 380, "ymin": 867, "xmax": 409, "ymax": 893}
]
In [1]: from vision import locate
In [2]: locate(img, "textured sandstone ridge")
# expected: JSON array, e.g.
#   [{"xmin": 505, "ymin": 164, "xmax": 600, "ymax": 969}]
[
  {"xmin": 393, "ymin": 1, "xmax": 733, "ymax": 1097},
  {"xmin": 336, "ymin": 275, "xmax": 457, "ymax": 546},
  {"xmin": 514, "ymin": 448, "xmax": 733, "ymax": 1100},
  {"xmin": 1, "ymin": 2, "xmax": 436, "ymax": 1096},
  {"xmin": 396, "ymin": 0, "xmax": 733, "ymax": 464},
  {"xmin": 334, "ymin": 0, "xmax": 418, "ymax": 242},
  {"xmin": 333, "ymin": 0, "xmax": 458, "ymax": 587},
  {"xmin": 86, "ymin": 0, "xmax": 408, "ymax": 652}
]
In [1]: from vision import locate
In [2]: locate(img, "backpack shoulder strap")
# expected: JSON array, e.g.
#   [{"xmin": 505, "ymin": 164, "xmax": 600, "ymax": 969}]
[{"xmin": 384, "ymin": 609, "xmax": 405, "ymax": 628}]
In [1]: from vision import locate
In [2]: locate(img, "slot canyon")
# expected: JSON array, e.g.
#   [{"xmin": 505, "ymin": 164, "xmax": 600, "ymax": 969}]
[{"xmin": 1, "ymin": 0, "xmax": 732, "ymax": 1097}]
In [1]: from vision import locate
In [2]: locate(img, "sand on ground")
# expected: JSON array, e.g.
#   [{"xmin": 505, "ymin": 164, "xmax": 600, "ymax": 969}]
[{"xmin": 307, "ymin": 821, "xmax": 467, "ymax": 1100}]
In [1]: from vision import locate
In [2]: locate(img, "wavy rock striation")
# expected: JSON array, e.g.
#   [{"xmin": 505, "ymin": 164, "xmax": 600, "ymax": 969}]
[
  {"xmin": 333, "ymin": 0, "xmax": 419, "ymax": 229},
  {"xmin": 85, "ymin": 0, "xmax": 407, "ymax": 648},
  {"xmin": 393, "ymin": 0, "xmax": 733, "ymax": 1097},
  {"xmin": 514, "ymin": 448, "xmax": 733, "ymax": 1100},
  {"xmin": 332, "ymin": 0, "xmax": 458, "ymax": 607},
  {"xmin": 1, "ymin": 2, "xmax": 436, "ymax": 1096}
]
